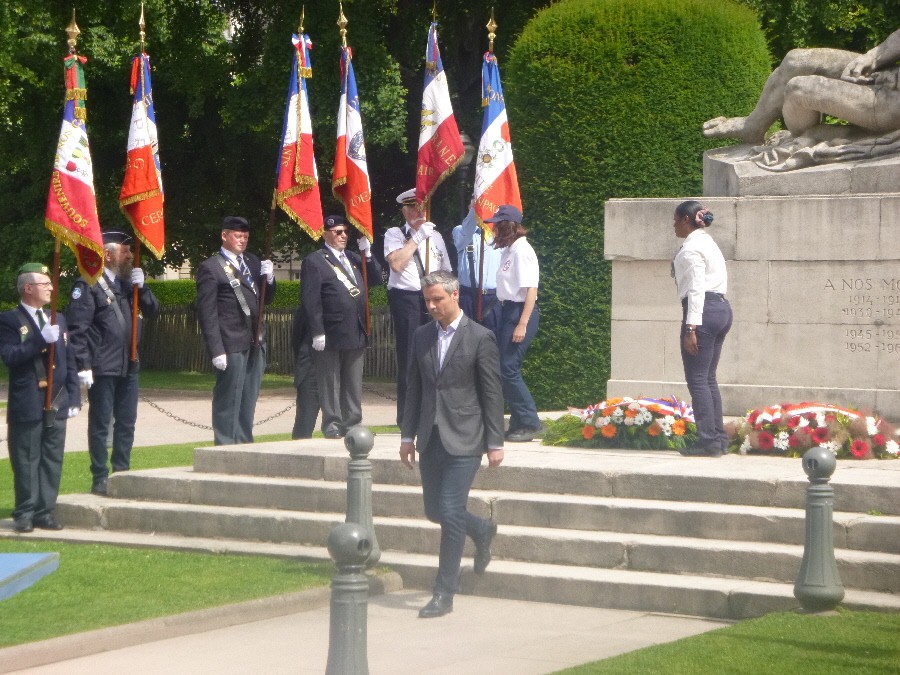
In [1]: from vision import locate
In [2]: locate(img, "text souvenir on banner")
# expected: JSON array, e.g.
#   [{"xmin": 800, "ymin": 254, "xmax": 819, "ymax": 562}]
[
  {"xmin": 332, "ymin": 46, "xmax": 373, "ymax": 241},
  {"xmin": 120, "ymin": 52, "xmax": 165, "ymax": 258},
  {"xmin": 274, "ymin": 33, "xmax": 324, "ymax": 239},
  {"xmin": 44, "ymin": 54, "xmax": 104, "ymax": 282},
  {"xmin": 474, "ymin": 51, "xmax": 521, "ymax": 230},
  {"xmin": 415, "ymin": 21, "xmax": 464, "ymax": 206}
]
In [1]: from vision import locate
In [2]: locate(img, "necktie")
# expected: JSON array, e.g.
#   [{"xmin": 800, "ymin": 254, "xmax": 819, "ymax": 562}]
[
  {"xmin": 238, "ymin": 256, "xmax": 256, "ymax": 294},
  {"xmin": 339, "ymin": 253, "xmax": 355, "ymax": 280},
  {"xmin": 36, "ymin": 309, "xmax": 46, "ymax": 328}
]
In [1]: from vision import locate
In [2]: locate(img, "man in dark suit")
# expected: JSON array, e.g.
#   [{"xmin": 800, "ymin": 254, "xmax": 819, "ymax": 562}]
[
  {"xmin": 400, "ymin": 270, "xmax": 505, "ymax": 618},
  {"xmin": 67, "ymin": 231, "xmax": 159, "ymax": 496},
  {"xmin": 300, "ymin": 215, "xmax": 381, "ymax": 438},
  {"xmin": 290, "ymin": 304, "xmax": 319, "ymax": 440},
  {"xmin": 196, "ymin": 216, "xmax": 276, "ymax": 445},
  {"xmin": 0, "ymin": 263, "xmax": 80, "ymax": 532}
]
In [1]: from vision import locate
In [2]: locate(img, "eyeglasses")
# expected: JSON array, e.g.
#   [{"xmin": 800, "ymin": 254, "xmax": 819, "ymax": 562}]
[
  {"xmin": 330, "ymin": 229, "xmax": 349, "ymax": 236},
  {"xmin": 29, "ymin": 281, "xmax": 53, "ymax": 288}
]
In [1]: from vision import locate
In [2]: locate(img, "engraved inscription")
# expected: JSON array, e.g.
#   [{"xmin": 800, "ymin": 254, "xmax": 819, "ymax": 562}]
[{"xmin": 824, "ymin": 278, "xmax": 900, "ymax": 353}]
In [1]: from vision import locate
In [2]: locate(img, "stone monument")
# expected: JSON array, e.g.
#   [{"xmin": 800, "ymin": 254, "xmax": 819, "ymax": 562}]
[{"xmin": 605, "ymin": 28, "xmax": 900, "ymax": 419}]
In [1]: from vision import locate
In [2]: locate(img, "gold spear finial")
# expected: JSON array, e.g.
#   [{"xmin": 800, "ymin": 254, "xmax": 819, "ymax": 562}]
[
  {"xmin": 337, "ymin": 2, "xmax": 348, "ymax": 48},
  {"xmin": 432, "ymin": 1, "xmax": 437, "ymax": 23},
  {"xmin": 139, "ymin": 2, "xmax": 146, "ymax": 52},
  {"xmin": 486, "ymin": 8, "xmax": 497, "ymax": 54},
  {"xmin": 298, "ymin": 5, "xmax": 305, "ymax": 34},
  {"xmin": 66, "ymin": 8, "xmax": 81, "ymax": 54}
]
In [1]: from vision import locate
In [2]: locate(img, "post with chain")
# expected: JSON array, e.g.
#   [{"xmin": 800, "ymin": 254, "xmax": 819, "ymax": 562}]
[
  {"xmin": 794, "ymin": 446, "xmax": 844, "ymax": 611},
  {"xmin": 343, "ymin": 426, "xmax": 380, "ymax": 567},
  {"xmin": 325, "ymin": 522, "xmax": 371, "ymax": 675}
]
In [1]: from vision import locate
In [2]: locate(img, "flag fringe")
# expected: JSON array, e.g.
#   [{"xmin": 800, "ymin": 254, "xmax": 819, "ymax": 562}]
[
  {"xmin": 119, "ymin": 189, "xmax": 161, "ymax": 207},
  {"xmin": 277, "ymin": 201, "xmax": 323, "ymax": 241},
  {"xmin": 44, "ymin": 219, "xmax": 104, "ymax": 283}
]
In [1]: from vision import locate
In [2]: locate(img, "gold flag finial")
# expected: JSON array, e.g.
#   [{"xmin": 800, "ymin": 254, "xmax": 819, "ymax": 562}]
[
  {"xmin": 487, "ymin": 9, "xmax": 497, "ymax": 54},
  {"xmin": 432, "ymin": 1, "xmax": 437, "ymax": 22},
  {"xmin": 66, "ymin": 8, "xmax": 81, "ymax": 54},
  {"xmin": 139, "ymin": 2, "xmax": 146, "ymax": 51},
  {"xmin": 298, "ymin": 5, "xmax": 305, "ymax": 34},
  {"xmin": 337, "ymin": 2, "xmax": 348, "ymax": 48}
]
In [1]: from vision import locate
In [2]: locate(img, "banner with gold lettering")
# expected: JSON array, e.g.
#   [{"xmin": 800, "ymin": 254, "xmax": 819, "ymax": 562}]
[
  {"xmin": 120, "ymin": 51, "xmax": 165, "ymax": 258},
  {"xmin": 44, "ymin": 53, "xmax": 104, "ymax": 282}
]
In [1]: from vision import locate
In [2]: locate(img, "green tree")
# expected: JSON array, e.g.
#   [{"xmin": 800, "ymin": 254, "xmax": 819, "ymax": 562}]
[{"xmin": 505, "ymin": 0, "xmax": 772, "ymax": 409}]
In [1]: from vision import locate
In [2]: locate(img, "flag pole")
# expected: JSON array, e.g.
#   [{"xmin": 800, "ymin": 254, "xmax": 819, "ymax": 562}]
[
  {"xmin": 337, "ymin": 3, "xmax": 371, "ymax": 335},
  {"xmin": 129, "ymin": 4, "xmax": 148, "ymax": 366},
  {"xmin": 476, "ymin": 9, "xmax": 498, "ymax": 323}
]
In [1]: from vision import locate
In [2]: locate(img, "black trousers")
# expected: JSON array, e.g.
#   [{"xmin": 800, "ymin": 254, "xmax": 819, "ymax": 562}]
[
  {"xmin": 292, "ymin": 342, "xmax": 319, "ymax": 439},
  {"xmin": 8, "ymin": 417, "xmax": 66, "ymax": 521},
  {"xmin": 388, "ymin": 288, "xmax": 429, "ymax": 427},
  {"xmin": 88, "ymin": 372, "xmax": 139, "ymax": 479},
  {"xmin": 459, "ymin": 286, "xmax": 501, "ymax": 336}
]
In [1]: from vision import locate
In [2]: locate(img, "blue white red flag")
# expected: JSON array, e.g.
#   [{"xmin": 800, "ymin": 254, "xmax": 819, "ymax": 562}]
[
  {"xmin": 274, "ymin": 33, "xmax": 324, "ymax": 239},
  {"xmin": 332, "ymin": 46, "xmax": 372, "ymax": 241},
  {"xmin": 120, "ymin": 52, "xmax": 165, "ymax": 259},
  {"xmin": 474, "ymin": 51, "xmax": 521, "ymax": 230},
  {"xmin": 416, "ymin": 22, "xmax": 464, "ymax": 206},
  {"xmin": 44, "ymin": 54, "xmax": 104, "ymax": 282}
]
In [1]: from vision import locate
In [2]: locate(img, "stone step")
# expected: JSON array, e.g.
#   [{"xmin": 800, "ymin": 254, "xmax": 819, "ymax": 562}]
[
  {"xmin": 3, "ymin": 525, "xmax": 898, "ymax": 621},
  {"xmin": 52, "ymin": 495, "xmax": 900, "ymax": 593},
  {"xmin": 191, "ymin": 441, "xmax": 900, "ymax": 516},
  {"xmin": 106, "ymin": 468, "xmax": 900, "ymax": 555}
]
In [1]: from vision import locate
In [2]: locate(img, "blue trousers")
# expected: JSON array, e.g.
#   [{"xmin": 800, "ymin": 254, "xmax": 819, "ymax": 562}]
[
  {"xmin": 459, "ymin": 286, "xmax": 501, "ymax": 336},
  {"xmin": 681, "ymin": 295, "xmax": 733, "ymax": 450},
  {"xmin": 212, "ymin": 346, "xmax": 265, "ymax": 445},
  {"xmin": 498, "ymin": 301, "xmax": 541, "ymax": 432},
  {"xmin": 418, "ymin": 430, "xmax": 490, "ymax": 596},
  {"xmin": 88, "ymin": 373, "xmax": 139, "ymax": 479}
]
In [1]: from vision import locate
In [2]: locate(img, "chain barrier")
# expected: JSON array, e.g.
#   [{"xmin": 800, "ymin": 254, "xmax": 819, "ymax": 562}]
[
  {"xmin": 138, "ymin": 394, "xmax": 295, "ymax": 430},
  {"xmin": 362, "ymin": 383, "xmax": 397, "ymax": 402}
]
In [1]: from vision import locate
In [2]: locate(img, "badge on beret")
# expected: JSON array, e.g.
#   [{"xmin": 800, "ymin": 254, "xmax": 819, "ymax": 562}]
[{"xmin": 72, "ymin": 287, "xmax": 82, "ymax": 300}]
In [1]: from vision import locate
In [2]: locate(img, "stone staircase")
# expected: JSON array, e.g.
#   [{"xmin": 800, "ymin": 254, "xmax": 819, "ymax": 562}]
[{"xmin": 50, "ymin": 439, "xmax": 900, "ymax": 620}]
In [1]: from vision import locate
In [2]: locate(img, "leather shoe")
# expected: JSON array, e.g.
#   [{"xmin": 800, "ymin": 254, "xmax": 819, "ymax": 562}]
[
  {"xmin": 91, "ymin": 478, "xmax": 108, "ymax": 496},
  {"xmin": 324, "ymin": 430, "xmax": 343, "ymax": 439},
  {"xmin": 474, "ymin": 521, "xmax": 498, "ymax": 575},
  {"xmin": 33, "ymin": 514, "xmax": 64, "ymax": 530},
  {"xmin": 14, "ymin": 517, "xmax": 33, "ymax": 533},
  {"xmin": 506, "ymin": 427, "xmax": 538, "ymax": 442},
  {"xmin": 418, "ymin": 593, "xmax": 453, "ymax": 618}
]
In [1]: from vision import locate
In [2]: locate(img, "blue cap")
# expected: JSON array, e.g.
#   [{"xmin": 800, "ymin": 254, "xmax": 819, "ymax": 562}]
[{"xmin": 484, "ymin": 204, "xmax": 523, "ymax": 224}]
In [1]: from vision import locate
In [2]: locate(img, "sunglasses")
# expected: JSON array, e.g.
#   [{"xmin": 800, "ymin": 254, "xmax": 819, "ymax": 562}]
[{"xmin": 330, "ymin": 229, "xmax": 349, "ymax": 236}]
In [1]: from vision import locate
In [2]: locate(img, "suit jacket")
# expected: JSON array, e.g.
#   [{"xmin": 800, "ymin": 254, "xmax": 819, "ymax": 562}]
[
  {"xmin": 67, "ymin": 274, "xmax": 160, "ymax": 376},
  {"xmin": 300, "ymin": 248, "xmax": 382, "ymax": 351},
  {"xmin": 195, "ymin": 251, "xmax": 276, "ymax": 357},
  {"xmin": 0, "ymin": 307, "xmax": 80, "ymax": 424},
  {"xmin": 401, "ymin": 313, "xmax": 504, "ymax": 456}
]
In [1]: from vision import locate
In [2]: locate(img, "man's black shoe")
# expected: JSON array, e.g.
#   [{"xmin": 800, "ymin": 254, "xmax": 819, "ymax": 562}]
[
  {"xmin": 474, "ymin": 521, "xmax": 498, "ymax": 575},
  {"xmin": 418, "ymin": 592, "xmax": 454, "ymax": 618},
  {"xmin": 33, "ymin": 514, "xmax": 64, "ymax": 531},
  {"xmin": 91, "ymin": 478, "xmax": 108, "ymax": 496},
  {"xmin": 14, "ymin": 517, "xmax": 33, "ymax": 533},
  {"xmin": 680, "ymin": 445, "xmax": 724, "ymax": 457},
  {"xmin": 324, "ymin": 430, "xmax": 343, "ymax": 439},
  {"xmin": 506, "ymin": 427, "xmax": 539, "ymax": 442}
]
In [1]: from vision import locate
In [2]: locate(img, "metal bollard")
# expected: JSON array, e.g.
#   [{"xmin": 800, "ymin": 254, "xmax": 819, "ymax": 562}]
[
  {"xmin": 325, "ymin": 522, "xmax": 371, "ymax": 675},
  {"xmin": 793, "ymin": 446, "xmax": 845, "ymax": 611},
  {"xmin": 344, "ymin": 426, "xmax": 381, "ymax": 567}
]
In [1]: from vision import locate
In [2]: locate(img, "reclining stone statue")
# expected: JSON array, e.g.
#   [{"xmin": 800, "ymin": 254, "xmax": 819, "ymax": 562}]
[{"xmin": 703, "ymin": 28, "xmax": 900, "ymax": 171}]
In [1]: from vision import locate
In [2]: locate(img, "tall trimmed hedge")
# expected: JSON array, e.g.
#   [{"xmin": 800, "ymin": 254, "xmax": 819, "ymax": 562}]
[{"xmin": 505, "ymin": 0, "xmax": 771, "ymax": 408}]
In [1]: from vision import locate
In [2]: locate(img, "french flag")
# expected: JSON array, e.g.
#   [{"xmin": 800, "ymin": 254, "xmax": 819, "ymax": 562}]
[
  {"xmin": 44, "ymin": 53, "xmax": 104, "ymax": 282},
  {"xmin": 415, "ymin": 21, "xmax": 464, "ymax": 206},
  {"xmin": 474, "ymin": 51, "xmax": 521, "ymax": 228},
  {"xmin": 120, "ymin": 52, "xmax": 165, "ymax": 259},
  {"xmin": 274, "ymin": 33, "xmax": 324, "ymax": 239},
  {"xmin": 332, "ymin": 45, "xmax": 372, "ymax": 241}
]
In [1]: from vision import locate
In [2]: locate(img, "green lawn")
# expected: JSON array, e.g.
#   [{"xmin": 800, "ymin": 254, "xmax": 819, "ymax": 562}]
[
  {"xmin": 139, "ymin": 369, "xmax": 295, "ymax": 391},
  {"xmin": 554, "ymin": 608, "xmax": 900, "ymax": 674}
]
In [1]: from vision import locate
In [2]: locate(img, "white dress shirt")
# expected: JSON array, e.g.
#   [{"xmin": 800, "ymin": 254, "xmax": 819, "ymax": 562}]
[
  {"xmin": 673, "ymin": 228, "xmax": 728, "ymax": 326},
  {"xmin": 384, "ymin": 224, "xmax": 451, "ymax": 290}
]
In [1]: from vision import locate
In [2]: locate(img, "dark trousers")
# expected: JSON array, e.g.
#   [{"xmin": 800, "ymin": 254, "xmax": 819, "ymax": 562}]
[
  {"xmin": 88, "ymin": 373, "xmax": 139, "ymax": 480},
  {"xmin": 389, "ymin": 288, "xmax": 429, "ymax": 427},
  {"xmin": 212, "ymin": 346, "xmax": 265, "ymax": 445},
  {"xmin": 313, "ymin": 347, "xmax": 364, "ymax": 435},
  {"xmin": 418, "ymin": 430, "xmax": 489, "ymax": 596},
  {"xmin": 681, "ymin": 295, "xmax": 733, "ymax": 450},
  {"xmin": 498, "ymin": 301, "xmax": 541, "ymax": 432},
  {"xmin": 8, "ymin": 418, "xmax": 66, "ymax": 520},
  {"xmin": 292, "ymin": 343, "xmax": 319, "ymax": 439},
  {"xmin": 459, "ymin": 286, "xmax": 500, "ymax": 336}
]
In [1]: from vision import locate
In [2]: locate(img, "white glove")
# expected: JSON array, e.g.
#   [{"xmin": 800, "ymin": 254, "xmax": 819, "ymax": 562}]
[
  {"xmin": 212, "ymin": 354, "xmax": 228, "ymax": 371},
  {"xmin": 130, "ymin": 268, "xmax": 145, "ymax": 288},
  {"xmin": 40, "ymin": 324, "xmax": 60, "ymax": 343},
  {"xmin": 260, "ymin": 259, "xmax": 274, "ymax": 283},
  {"xmin": 78, "ymin": 370, "xmax": 94, "ymax": 389},
  {"xmin": 357, "ymin": 237, "xmax": 371, "ymax": 256},
  {"xmin": 312, "ymin": 335, "xmax": 326, "ymax": 351},
  {"xmin": 411, "ymin": 222, "xmax": 435, "ymax": 245},
  {"xmin": 68, "ymin": 407, "xmax": 80, "ymax": 418}
]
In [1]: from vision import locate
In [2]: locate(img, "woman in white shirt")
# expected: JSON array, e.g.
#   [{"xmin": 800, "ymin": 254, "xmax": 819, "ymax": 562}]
[
  {"xmin": 486, "ymin": 205, "xmax": 542, "ymax": 443},
  {"xmin": 672, "ymin": 200, "xmax": 732, "ymax": 456}
]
